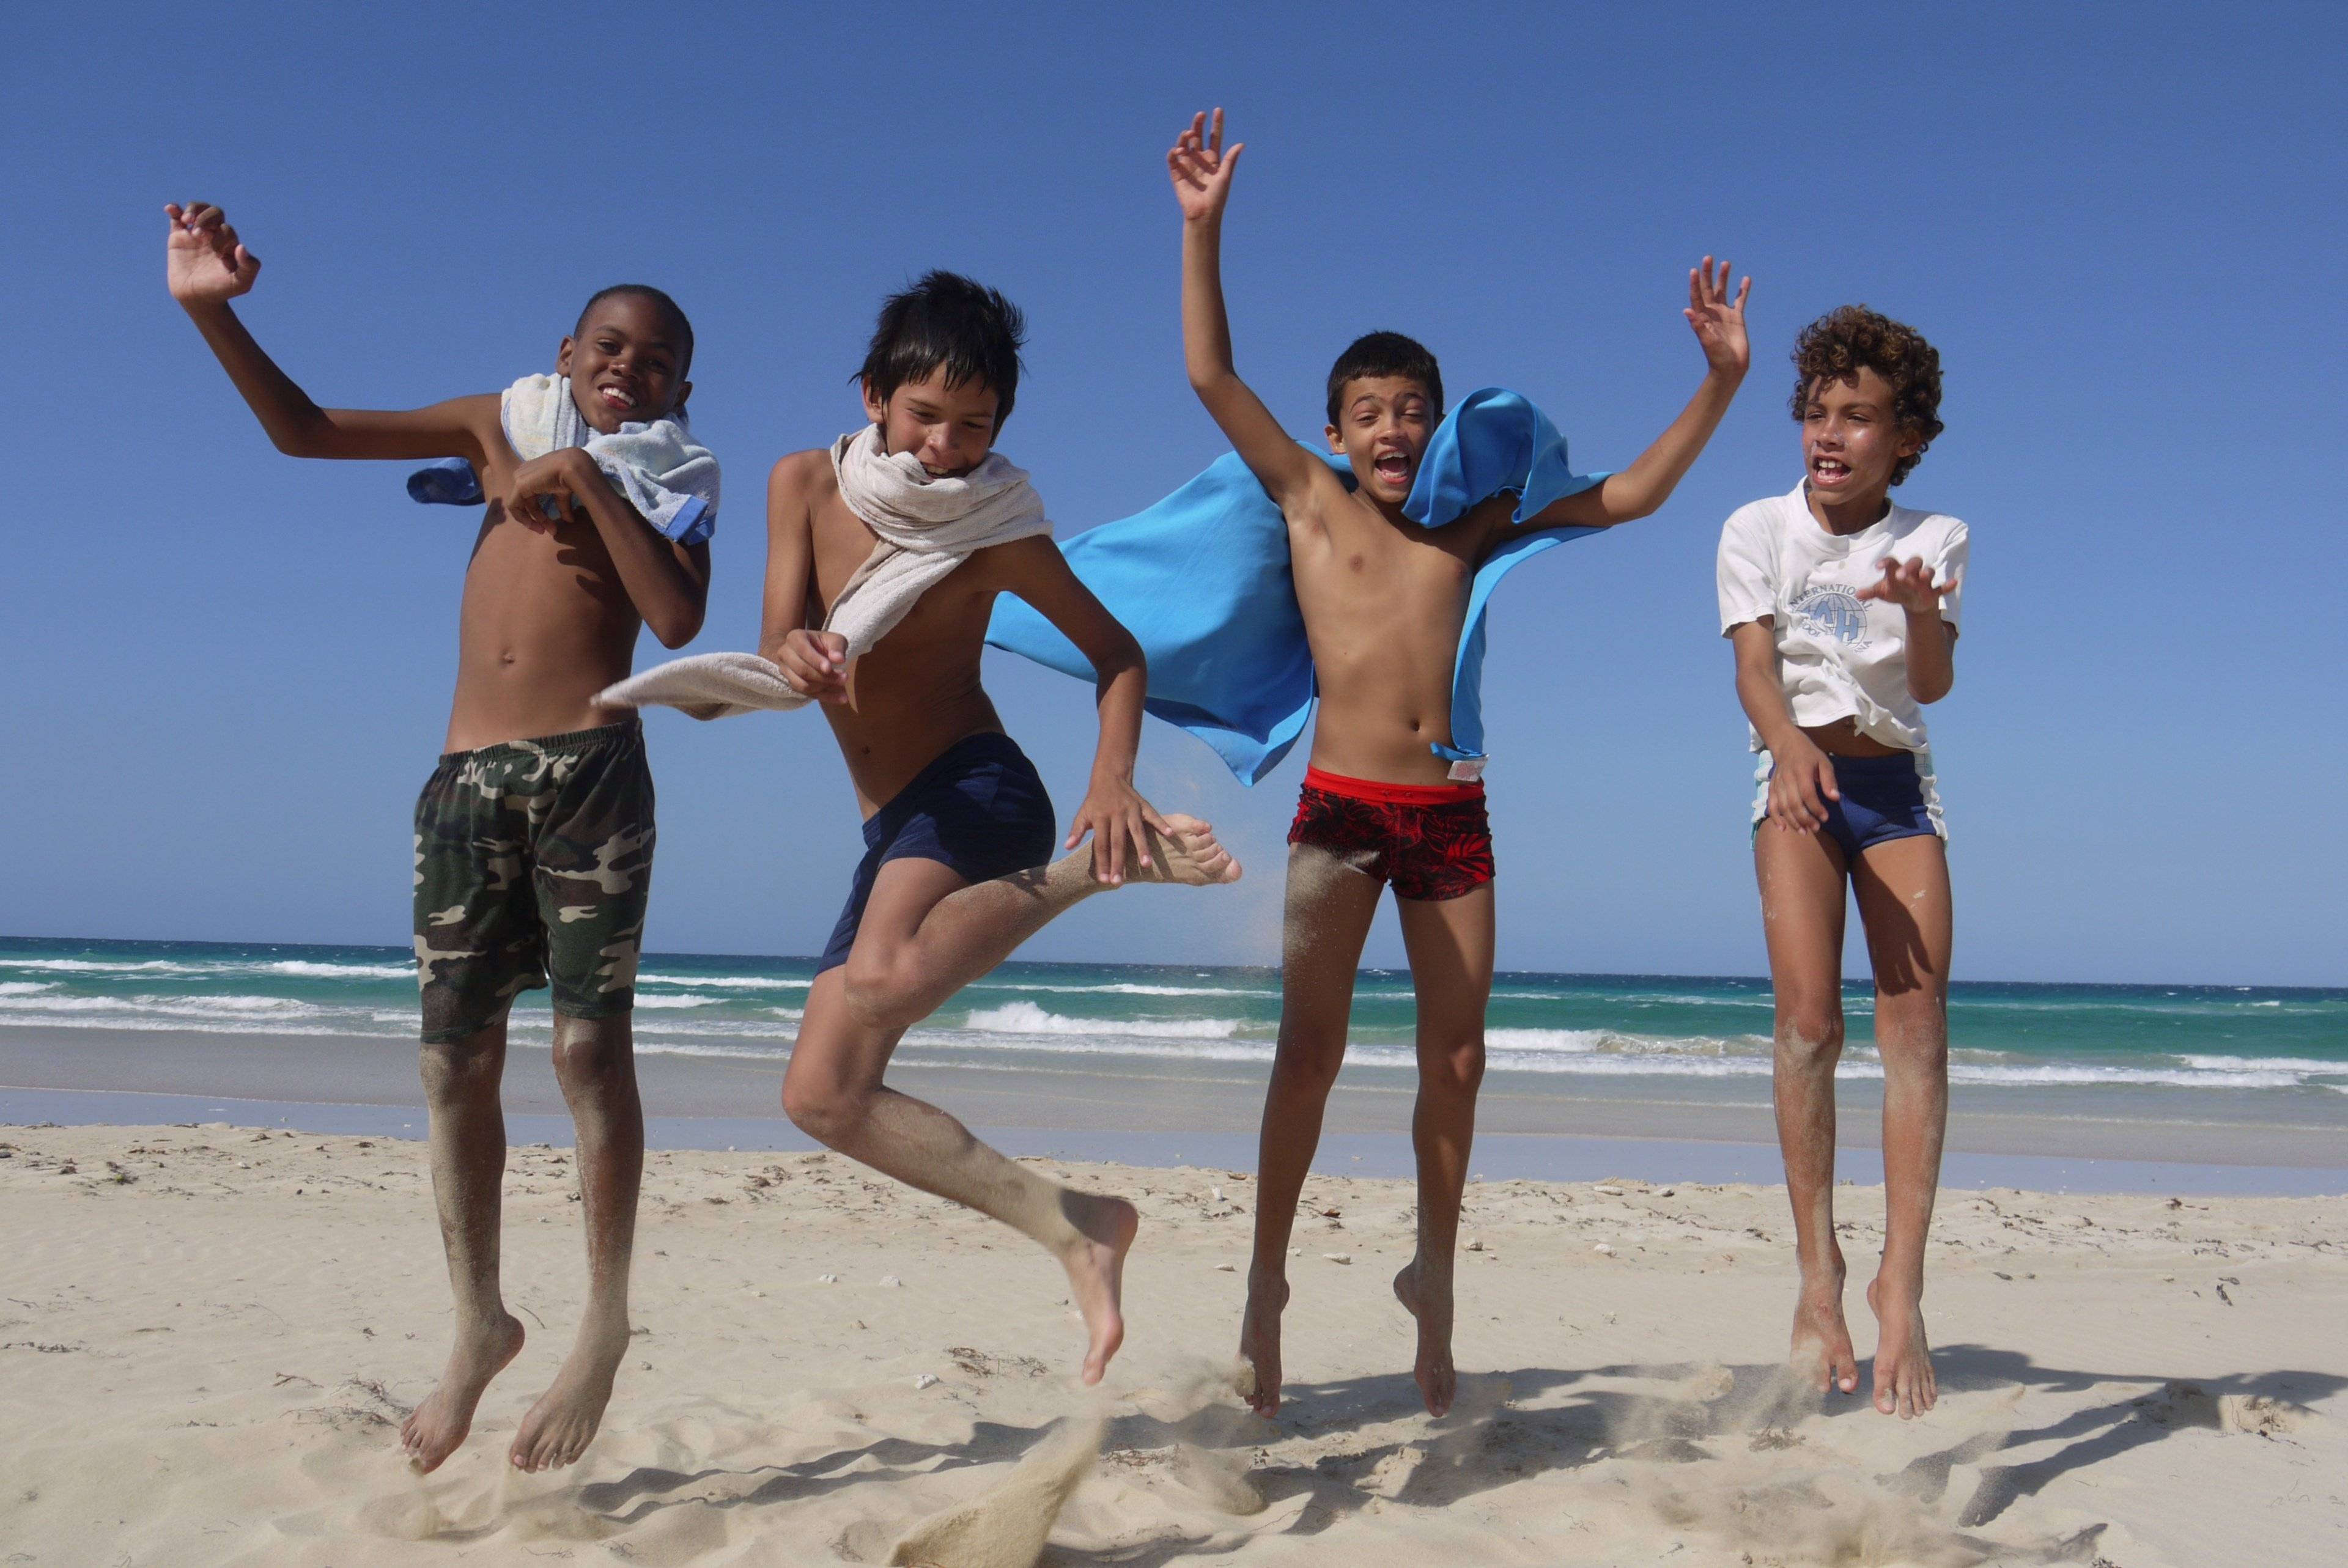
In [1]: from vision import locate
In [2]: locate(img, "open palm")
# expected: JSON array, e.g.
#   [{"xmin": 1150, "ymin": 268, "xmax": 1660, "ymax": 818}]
[
  {"xmin": 1167, "ymin": 108, "xmax": 1244, "ymax": 222},
  {"xmin": 1684, "ymin": 256, "xmax": 1751, "ymax": 376},
  {"xmin": 165, "ymin": 202, "xmax": 260, "ymax": 304}
]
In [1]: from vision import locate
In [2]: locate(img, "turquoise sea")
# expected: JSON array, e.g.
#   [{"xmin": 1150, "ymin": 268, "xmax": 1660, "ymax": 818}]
[{"xmin": 2, "ymin": 935, "xmax": 2341, "ymax": 1102}]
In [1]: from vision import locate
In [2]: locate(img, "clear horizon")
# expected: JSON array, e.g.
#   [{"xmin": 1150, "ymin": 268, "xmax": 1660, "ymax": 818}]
[{"xmin": 8, "ymin": 2, "xmax": 2342, "ymax": 988}]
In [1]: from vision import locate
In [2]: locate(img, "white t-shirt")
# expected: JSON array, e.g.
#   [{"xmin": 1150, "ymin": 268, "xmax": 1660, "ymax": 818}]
[{"xmin": 1716, "ymin": 482, "xmax": 1968, "ymax": 753}]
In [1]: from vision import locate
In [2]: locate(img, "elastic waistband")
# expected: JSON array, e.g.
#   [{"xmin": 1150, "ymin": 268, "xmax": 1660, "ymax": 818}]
[
  {"xmin": 1302, "ymin": 765, "xmax": 1485, "ymax": 806},
  {"xmin": 865, "ymin": 730, "xmax": 1034, "ymax": 840},
  {"xmin": 1806, "ymin": 749, "xmax": 1921, "ymax": 775},
  {"xmin": 438, "ymin": 718, "xmax": 641, "ymax": 765}
]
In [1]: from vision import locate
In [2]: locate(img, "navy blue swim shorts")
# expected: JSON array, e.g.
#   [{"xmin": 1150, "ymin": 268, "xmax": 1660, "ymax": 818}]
[
  {"xmin": 816, "ymin": 731, "xmax": 1057, "ymax": 974},
  {"xmin": 1752, "ymin": 748, "xmax": 1944, "ymax": 862}
]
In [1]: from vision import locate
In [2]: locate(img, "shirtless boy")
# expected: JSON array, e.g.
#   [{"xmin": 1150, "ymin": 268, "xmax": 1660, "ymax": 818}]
[
  {"xmin": 166, "ymin": 204, "xmax": 711, "ymax": 1472},
  {"xmin": 760, "ymin": 271, "xmax": 1239, "ymax": 1383},
  {"xmin": 1166, "ymin": 111, "xmax": 1750, "ymax": 1417},
  {"xmin": 1718, "ymin": 307, "xmax": 1964, "ymax": 1418}
]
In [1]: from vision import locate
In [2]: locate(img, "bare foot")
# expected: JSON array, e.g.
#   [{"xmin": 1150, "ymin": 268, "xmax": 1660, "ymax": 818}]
[
  {"xmin": 1058, "ymin": 1190, "xmax": 1139, "ymax": 1385},
  {"xmin": 1131, "ymin": 814, "xmax": 1244, "ymax": 886},
  {"xmin": 1791, "ymin": 1259, "xmax": 1859, "ymax": 1396},
  {"xmin": 1238, "ymin": 1268, "xmax": 1290, "ymax": 1416},
  {"xmin": 509, "ymin": 1324, "xmax": 627, "ymax": 1472},
  {"xmin": 1866, "ymin": 1275, "xmax": 1937, "ymax": 1419},
  {"xmin": 401, "ymin": 1311, "xmax": 525, "ymax": 1473},
  {"xmin": 1392, "ymin": 1261, "xmax": 1457, "ymax": 1418}
]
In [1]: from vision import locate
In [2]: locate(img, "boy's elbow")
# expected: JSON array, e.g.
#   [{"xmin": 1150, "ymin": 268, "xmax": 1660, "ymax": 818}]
[{"xmin": 652, "ymin": 606, "xmax": 705, "ymax": 649}]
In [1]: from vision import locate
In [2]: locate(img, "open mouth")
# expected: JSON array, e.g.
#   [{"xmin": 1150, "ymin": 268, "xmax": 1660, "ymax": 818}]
[
  {"xmin": 1811, "ymin": 457, "xmax": 1851, "ymax": 484},
  {"xmin": 1372, "ymin": 453, "xmax": 1412, "ymax": 487},
  {"xmin": 597, "ymin": 383, "xmax": 640, "ymax": 414}
]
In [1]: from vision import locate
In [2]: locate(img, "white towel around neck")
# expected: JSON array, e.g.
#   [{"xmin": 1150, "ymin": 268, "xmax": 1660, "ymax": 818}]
[{"xmin": 596, "ymin": 425, "xmax": 1050, "ymax": 719}]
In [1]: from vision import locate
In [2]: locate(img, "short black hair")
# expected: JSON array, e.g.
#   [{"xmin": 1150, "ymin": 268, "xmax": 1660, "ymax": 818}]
[
  {"xmin": 857, "ymin": 270, "xmax": 1027, "ymax": 429},
  {"xmin": 1326, "ymin": 331, "xmax": 1443, "ymax": 426},
  {"xmin": 576, "ymin": 284, "xmax": 695, "ymax": 375}
]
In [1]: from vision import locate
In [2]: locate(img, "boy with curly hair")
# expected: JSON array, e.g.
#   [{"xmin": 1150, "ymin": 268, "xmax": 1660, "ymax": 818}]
[{"xmin": 1716, "ymin": 305, "xmax": 1966, "ymax": 1419}]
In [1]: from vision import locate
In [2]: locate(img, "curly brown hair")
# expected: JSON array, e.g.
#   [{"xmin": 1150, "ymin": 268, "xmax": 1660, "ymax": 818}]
[{"xmin": 1790, "ymin": 306, "xmax": 1944, "ymax": 485}]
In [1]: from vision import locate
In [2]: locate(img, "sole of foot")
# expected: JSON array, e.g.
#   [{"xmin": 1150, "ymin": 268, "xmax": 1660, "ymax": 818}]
[
  {"xmin": 400, "ymin": 1312, "xmax": 525, "ymax": 1473},
  {"xmin": 1238, "ymin": 1272, "xmax": 1291, "ymax": 1418},
  {"xmin": 1866, "ymin": 1275, "xmax": 1937, "ymax": 1419},
  {"xmin": 1129, "ymin": 814, "xmax": 1243, "ymax": 886},
  {"xmin": 1063, "ymin": 1193, "xmax": 1139, "ymax": 1385},
  {"xmin": 1392, "ymin": 1262, "xmax": 1456, "ymax": 1418}
]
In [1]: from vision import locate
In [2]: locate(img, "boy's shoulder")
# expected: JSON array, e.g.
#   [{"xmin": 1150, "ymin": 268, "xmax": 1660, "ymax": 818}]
[{"xmin": 1721, "ymin": 484, "xmax": 1804, "ymax": 540}]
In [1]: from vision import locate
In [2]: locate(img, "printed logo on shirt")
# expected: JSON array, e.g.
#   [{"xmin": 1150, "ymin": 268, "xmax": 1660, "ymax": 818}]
[{"xmin": 1789, "ymin": 586, "xmax": 1870, "ymax": 647}]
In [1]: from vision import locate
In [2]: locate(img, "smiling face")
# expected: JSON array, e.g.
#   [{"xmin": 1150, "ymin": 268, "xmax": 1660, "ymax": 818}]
[
  {"xmin": 863, "ymin": 366, "xmax": 1003, "ymax": 477},
  {"xmin": 1325, "ymin": 375, "xmax": 1436, "ymax": 507},
  {"xmin": 557, "ymin": 293, "xmax": 691, "ymax": 435},
  {"xmin": 1800, "ymin": 367, "xmax": 1920, "ymax": 510}
]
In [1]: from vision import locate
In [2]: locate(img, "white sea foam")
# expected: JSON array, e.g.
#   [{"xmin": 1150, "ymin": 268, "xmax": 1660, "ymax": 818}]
[
  {"xmin": 636, "ymin": 973, "xmax": 811, "ymax": 991},
  {"xmin": 256, "ymin": 960, "xmax": 415, "ymax": 980},
  {"xmin": 967, "ymin": 980, "xmax": 1280, "ymax": 999},
  {"xmin": 961, "ymin": 1001, "xmax": 1242, "ymax": 1040},
  {"xmin": 632, "ymin": 994, "xmax": 722, "ymax": 1009},
  {"xmin": 0, "ymin": 982, "xmax": 57, "ymax": 996},
  {"xmin": 0, "ymin": 958, "xmax": 202, "ymax": 974}
]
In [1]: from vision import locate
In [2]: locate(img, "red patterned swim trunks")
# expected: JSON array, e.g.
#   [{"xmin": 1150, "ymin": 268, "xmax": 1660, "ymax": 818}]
[{"xmin": 1287, "ymin": 766, "xmax": 1494, "ymax": 902}]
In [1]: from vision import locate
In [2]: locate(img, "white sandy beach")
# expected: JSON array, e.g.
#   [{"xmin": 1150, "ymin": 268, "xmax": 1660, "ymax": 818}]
[{"xmin": 2, "ymin": 1121, "xmax": 2342, "ymax": 1566}]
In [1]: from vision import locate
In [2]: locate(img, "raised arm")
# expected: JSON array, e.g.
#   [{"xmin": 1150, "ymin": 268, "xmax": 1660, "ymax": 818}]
[
  {"xmin": 1526, "ymin": 259, "xmax": 1752, "ymax": 531},
  {"xmin": 165, "ymin": 202, "xmax": 498, "ymax": 465},
  {"xmin": 986, "ymin": 536, "xmax": 1168, "ymax": 884},
  {"xmin": 1170, "ymin": 110, "xmax": 1322, "ymax": 508}
]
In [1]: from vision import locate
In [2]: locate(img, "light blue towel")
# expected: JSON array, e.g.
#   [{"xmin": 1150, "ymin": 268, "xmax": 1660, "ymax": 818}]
[
  {"xmin": 986, "ymin": 387, "xmax": 1603, "ymax": 784},
  {"xmin": 407, "ymin": 375, "xmax": 718, "ymax": 546}
]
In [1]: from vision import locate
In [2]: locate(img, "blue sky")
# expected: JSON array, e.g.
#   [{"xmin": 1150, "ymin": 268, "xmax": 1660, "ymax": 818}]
[{"xmin": 6, "ymin": 2, "xmax": 2342, "ymax": 985}]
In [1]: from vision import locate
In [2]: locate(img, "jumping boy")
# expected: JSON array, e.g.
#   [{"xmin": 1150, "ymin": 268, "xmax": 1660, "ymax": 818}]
[
  {"xmin": 165, "ymin": 204, "xmax": 714, "ymax": 1473},
  {"xmin": 1166, "ymin": 110, "xmax": 1751, "ymax": 1417},
  {"xmin": 750, "ymin": 271, "xmax": 1240, "ymax": 1383},
  {"xmin": 1716, "ymin": 306, "xmax": 1963, "ymax": 1419}
]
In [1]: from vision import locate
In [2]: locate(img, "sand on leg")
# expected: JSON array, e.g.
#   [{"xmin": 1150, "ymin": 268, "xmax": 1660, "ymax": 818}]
[
  {"xmin": 1239, "ymin": 847, "xmax": 1382, "ymax": 1416},
  {"xmin": 1755, "ymin": 822, "xmax": 1860, "ymax": 1397},
  {"xmin": 510, "ymin": 1011, "xmax": 643, "ymax": 1470},
  {"xmin": 1851, "ymin": 834, "xmax": 1952, "ymax": 1418},
  {"xmin": 1391, "ymin": 883, "xmax": 1494, "ymax": 1419},
  {"xmin": 843, "ymin": 815, "xmax": 1238, "ymax": 1032},
  {"xmin": 402, "ymin": 1018, "xmax": 527, "ymax": 1472},
  {"xmin": 788, "ymin": 864, "xmax": 1142, "ymax": 1384}
]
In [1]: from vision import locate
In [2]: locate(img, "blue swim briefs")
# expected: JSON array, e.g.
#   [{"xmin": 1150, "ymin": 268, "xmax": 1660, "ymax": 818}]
[
  {"xmin": 1752, "ymin": 748, "xmax": 1944, "ymax": 862},
  {"xmin": 816, "ymin": 731, "xmax": 1057, "ymax": 974}
]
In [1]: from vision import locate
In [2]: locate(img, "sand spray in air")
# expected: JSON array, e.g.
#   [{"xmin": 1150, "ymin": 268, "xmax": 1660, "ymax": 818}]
[{"xmin": 887, "ymin": 1410, "xmax": 1109, "ymax": 1568}]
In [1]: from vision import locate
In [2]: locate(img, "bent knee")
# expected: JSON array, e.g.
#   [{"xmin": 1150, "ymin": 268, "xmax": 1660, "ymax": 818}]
[
  {"xmin": 1271, "ymin": 1031, "xmax": 1349, "ymax": 1090},
  {"xmin": 841, "ymin": 952, "xmax": 925, "ymax": 1030},
  {"xmin": 781, "ymin": 1077, "xmax": 867, "ymax": 1145},
  {"xmin": 550, "ymin": 1019, "xmax": 632, "ymax": 1083}
]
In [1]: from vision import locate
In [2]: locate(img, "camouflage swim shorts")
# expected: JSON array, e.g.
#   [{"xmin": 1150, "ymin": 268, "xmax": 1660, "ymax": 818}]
[{"xmin": 412, "ymin": 721, "xmax": 654, "ymax": 1043}]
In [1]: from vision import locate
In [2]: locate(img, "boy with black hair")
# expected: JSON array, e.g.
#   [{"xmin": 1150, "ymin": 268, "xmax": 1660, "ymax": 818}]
[
  {"xmin": 165, "ymin": 204, "xmax": 714, "ymax": 1474},
  {"xmin": 1717, "ymin": 306, "xmax": 1965, "ymax": 1419},
  {"xmin": 618, "ymin": 269, "xmax": 1239, "ymax": 1385},
  {"xmin": 1166, "ymin": 111, "xmax": 1751, "ymax": 1418}
]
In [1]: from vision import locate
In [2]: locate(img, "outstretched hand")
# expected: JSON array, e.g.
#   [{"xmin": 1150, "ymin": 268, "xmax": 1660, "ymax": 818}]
[
  {"xmin": 1856, "ymin": 555, "xmax": 1955, "ymax": 614},
  {"xmin": 164, "ymin": 202, "xmax": 260, "ymax": 304},
  {"xmin": 1684, "ymin": 257, "xmax": 1751, "ymax": 377},
  {"xmin": 1168, "ymin": 108, "xmax": 1244, "ymax": 223}
]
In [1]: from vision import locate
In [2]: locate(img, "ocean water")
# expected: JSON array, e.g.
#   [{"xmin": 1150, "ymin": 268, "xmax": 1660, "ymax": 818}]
[{"xmin": 2, "ymin": 935, "xmax": 2341, "ymax": 1102}]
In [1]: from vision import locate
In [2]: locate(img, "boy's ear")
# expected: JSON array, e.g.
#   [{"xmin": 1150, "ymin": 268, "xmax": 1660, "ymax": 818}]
[
  {"xmin": 1324, "ymin": 423, "xmax": 1345, "ymax": 454},
  {"xmin": 556, "ymin": 335, "xmax": 575, "ymax": 377},
  {"xmin": 674, "ymin": 380, "xmax": 692, "ymax": 415},
  {"xmin": 860, "ymin": 375, "xmax": 887, "ymax": 427}
]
